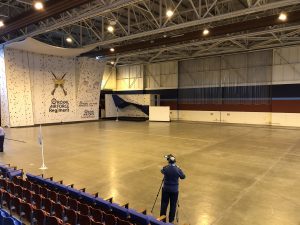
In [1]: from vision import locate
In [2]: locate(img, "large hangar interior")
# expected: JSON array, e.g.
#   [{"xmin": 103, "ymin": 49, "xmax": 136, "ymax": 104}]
[{"xmin": 0, "ymin": 1, "xmax": 300, "ymax": 225}]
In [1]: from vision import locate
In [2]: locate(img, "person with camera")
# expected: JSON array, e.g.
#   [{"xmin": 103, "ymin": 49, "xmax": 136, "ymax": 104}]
[{"xmin": 160, "ymin": 154, "xmax": 185, "ymax": 223}]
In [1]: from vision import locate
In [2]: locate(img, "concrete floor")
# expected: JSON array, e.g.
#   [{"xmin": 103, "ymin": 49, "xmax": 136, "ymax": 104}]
[{"xmin": 0, "ymin": 121, "xmax": 300, "ymax": 225}]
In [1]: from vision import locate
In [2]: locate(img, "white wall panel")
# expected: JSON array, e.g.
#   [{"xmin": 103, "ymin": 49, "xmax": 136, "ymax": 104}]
[
  {"xmin": 273, "ymin": 47, "xmax": 300, "ymax": 84},
  {"xmin": 179, "ymin": 56, "xmax": 221, "ymax": 88},
  {"xmin": 145, "ymin": 61, "xmax": 178, "ymax": 89},
  {"xmin": 271, "ymin": 113, "xmax": 300, "ymax": 127},
  {"xmin": 76, "ymin": 58, "xmax": 105, "ymax": 121},
  {"xmin": 5, "ymin": 48, "xmax": 34, "ymax": 127},
  {"xmin": 221, "ymin": 111, "xmax": 271, "ymax": 125},
  {"xmin": 176, "ymin": 110, "xmax": 220, "ymax": 122},
  {"xmin": 101, "ymin": 66, "xmax": 116, "ymax": 90},
  {"xmin": 117, "ymin": 65, "xmax": 143, "ymax": 90},
  {"xmin": 0, "ymin": 48, "xmax": 10, "ymax": 127}
]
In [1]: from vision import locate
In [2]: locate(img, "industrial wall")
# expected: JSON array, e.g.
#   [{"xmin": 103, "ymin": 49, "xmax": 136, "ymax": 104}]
[{"xmin": 104, "ymin": 45, "xmax": 300, "ymax": 127}]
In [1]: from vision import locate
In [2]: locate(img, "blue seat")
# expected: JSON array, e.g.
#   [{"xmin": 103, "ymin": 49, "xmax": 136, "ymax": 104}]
[
  {"xmin": 94, "ymin": 197, "xmax": 111, "ymax": 211},
  {"xmin": 0, "ymin": 209, "xmax": 8, "ymax": 225},
  {"xmin": 148, "ymin": 215, "xmax": 169, "ymax": 225},
  {"xmin": 0, "ymin": 209, "xmax": 10, "ymax": 217},
  {"xmin": 3, "ymin": 217, "xmax": 21, "ymax": 225},
  {"xmin": 128, "ymin": 209, "xmax": 150, "ymax": 225},
  {"xmin": 80, "ymin": 192, "xmax": 96, "ymax": 205},
  {"xmin": 111, "ymin": 203, "xmax": 129, "ymax": 219},
  {"xmin": 67, "ymin": 187, "xmax": 82, "ymax": 199},
  {"xmin": 26, "ymin": 173, "xmax": 39, "ymax": 183},
  {"xmin": 0, "ymin": 166, "xmax": 17, "ymax": 178},
  {"xmin": 53, "ymin": 183, "xmax": 69, "ymax": 194},
  {"xmin": 7, "ymin": 170, "xmax": 23, "ymax": 180}
]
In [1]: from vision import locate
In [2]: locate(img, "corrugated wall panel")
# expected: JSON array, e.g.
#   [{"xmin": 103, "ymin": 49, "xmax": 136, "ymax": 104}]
[{"xmin": 145, "ymin": 61, "xmax": 178, "ymax": 89}]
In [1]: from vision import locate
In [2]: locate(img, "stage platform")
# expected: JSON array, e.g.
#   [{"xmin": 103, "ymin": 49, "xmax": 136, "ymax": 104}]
[{"xmin": 1, "ymin": 121, "xmax": 300, "ymax": 225}]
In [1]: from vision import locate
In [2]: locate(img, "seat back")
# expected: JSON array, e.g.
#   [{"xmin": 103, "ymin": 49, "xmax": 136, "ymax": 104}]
[
  {"xmin": 42, "ymin": 198, "xmax": 54, "ymax": 213},
  {"xmin": 10, "ymin": 196, "xmax": 22, "ymax": 214},
  {"xmin": 64, "ymin": 207, "xmax": 77, "ymax": 225},
  {"xmin": 32, "ymin": 193, "xmax": 43, "ymax": 209},
  {"xmin": 20, "ymin": 202, "xmax": 34, "ymax": 223},
  {"xmin": 31, "ymin": 183, "xmax": 41, "ymax": 194},
  {"xmin": 103, "ymin": 212, "xmax": 117, "ymax": 225},
  {"xmin": 33, "ymin": 209, "xmax": 47, "ymax": 225},
  {"xmin": 68, "ymin": 198, "xmax": 78, "ymax": 211},
  {"xmin": 78, "ymin": 202, "xmax": 90, "ymax": 215},
  {"xmin": 116, "ymin": 217, "xmax": 133, "ymax": 225},
  {"xmin": 58, "ymin": 193, "xmax": 68, "ymax": 206},
  {"xmin": 46, "ymin": 216, "xmax": 63, "ymax": 225},
  {"xmin": 90, "ymin": 207, "xmax": 103, "ymax": 222},
  {"xmin": 111, "ymin": 203, "xmax": 129, "ymax": 219},
  {"xmin": 128, "ymin": 209, "xmax": 150, "ymax": 225},
  {"xmin": 53, "ymin": 203, "xmax": 64, "ymax": 220},
  {"xmin": 77, "ymin": 213, "xmax": 91, "ymax": 225}
]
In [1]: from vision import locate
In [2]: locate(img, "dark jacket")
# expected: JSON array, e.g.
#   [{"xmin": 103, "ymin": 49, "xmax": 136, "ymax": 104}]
[{"xmin": 161, "ymin": 163, "xmax": 185, "ymax": 193}]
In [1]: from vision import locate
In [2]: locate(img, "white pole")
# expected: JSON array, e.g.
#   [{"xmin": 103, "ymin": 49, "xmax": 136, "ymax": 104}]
[
  {"xmin": 116, "ymin": 107, "xmax": 119, "ymax": 122},
  {"xmin": 39, "ymin": 124, "xmax": 47, "ymax": 170}
]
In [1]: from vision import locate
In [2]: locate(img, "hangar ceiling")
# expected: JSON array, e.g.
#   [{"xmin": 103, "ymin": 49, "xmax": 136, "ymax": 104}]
[{"xmin": 0, "ymin": 0, "xmax": 300, "ymax": 65}]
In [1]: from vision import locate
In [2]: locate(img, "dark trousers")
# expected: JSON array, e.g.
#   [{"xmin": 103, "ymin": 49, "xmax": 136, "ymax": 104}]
[
  {"xmin": 160, "ymin": 189, "xmax": 178, "ymax": 223},
  {"xmin": 0, "ymin": 135, "xmax": 4, "ymax": 152}
]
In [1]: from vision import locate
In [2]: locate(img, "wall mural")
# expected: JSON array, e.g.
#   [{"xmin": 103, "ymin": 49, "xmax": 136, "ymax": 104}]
[{"xmin": 1, "ymin": 48, "xmax": 105, "ymax": 127}]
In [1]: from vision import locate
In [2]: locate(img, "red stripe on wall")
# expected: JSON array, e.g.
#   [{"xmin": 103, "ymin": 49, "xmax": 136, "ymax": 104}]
[
  {"xmin": 160, "ymin": 100, "xmax": 300, "ymax": 113},
  {"xmin": 178, "ymin": 103, "xmax": 271, "ymax": 112},
  {"xmin": 271, "ymin": 100, "xmax": 300, "ymax": 113}
]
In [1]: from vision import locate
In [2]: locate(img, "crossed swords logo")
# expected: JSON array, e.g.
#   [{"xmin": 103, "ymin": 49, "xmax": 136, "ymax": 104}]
[{"xmin": 50, "ymin": 71, "xmax": 67, "ymax": 96}]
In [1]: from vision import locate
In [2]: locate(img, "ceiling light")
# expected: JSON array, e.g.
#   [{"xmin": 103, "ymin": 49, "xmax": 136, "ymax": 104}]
[
  {"xmin": 66, "ymin": 37, "xmax": 73, "ymax": 43},
  {"xmin": 34, "ymin": 1, "xmax": 44, "ymax": 10},
  {"xmin": 107, "ymin": 25, "xmax": 114, "ymax": 33},
  {"xmin": 0, "ymin": 21, "xmax": 4, "ymax": 28},
  {"xmin": 110, "ymin": 61, "xmax": 115, "ymax": 65},
  {"xmin": 278, "ymin": 12, "xmax": 287, "ymax": 21},
  {"xmin": 203, "ymin": 28, "xmax": 210, "ymax": 36},
  {"xmin": 166, "ymin": 10, "xmax": 174, "ymax": 18},
  {"xmin": 110, "ymin": 48, "xmax": 115, "ymax": 52}
]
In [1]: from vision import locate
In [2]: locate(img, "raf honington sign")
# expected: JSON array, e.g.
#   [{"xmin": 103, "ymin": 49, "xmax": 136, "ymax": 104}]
[{"xmin": 49, "ymin": 98, "xmax": 69, "ymax": 113}]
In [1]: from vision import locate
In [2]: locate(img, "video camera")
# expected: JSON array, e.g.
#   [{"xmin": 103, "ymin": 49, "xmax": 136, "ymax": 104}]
[{"xmin": 164, "ymin": 154, "xmax": 176, "ymax": 163}]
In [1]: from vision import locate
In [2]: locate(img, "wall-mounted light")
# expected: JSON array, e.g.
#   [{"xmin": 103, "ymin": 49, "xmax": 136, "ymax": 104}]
[
  {"xmin": 34, "ymin": 1, "xmax": 44, "ymax": 10},
  {"xmin": 203, "ymin": 28, "xmax": 210, "ymax": 36},
  {"xmin": 66, "ymin": 37, "xmax": 73, "ymax": 43},
  {"xmin": 0, "ymin": 21, "xmax": 4, "ymax": 28},
  {"xmin": 278, "ymin": 12, "xmax": 287, "ymax": 21},
  {"xmin": 166, "ymin": 10, "xmax": 174, "ymax": 18},
  {"xmin": 110, "ymin": 48, "xmax": 115, "ymax": 52},
  {"xmin": 107, "ymin": 25, "xmax": 114, "ymax": 33}
]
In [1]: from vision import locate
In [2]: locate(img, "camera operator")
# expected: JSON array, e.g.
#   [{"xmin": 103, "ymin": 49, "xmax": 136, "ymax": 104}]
[{"xmin": 160, "ymin": 154, "xmax": 185, "ymax": 223}]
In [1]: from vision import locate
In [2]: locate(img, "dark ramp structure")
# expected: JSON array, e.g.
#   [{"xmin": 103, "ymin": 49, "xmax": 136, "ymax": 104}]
[{"xmin": 112, "ymin": 95, "xmax": 149, "ymax": 121}]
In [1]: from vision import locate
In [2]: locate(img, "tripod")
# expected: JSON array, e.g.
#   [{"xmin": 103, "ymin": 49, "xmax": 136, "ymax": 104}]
[{"xmin": 151, "ymin": 179, "xmax": 164, "ymax": 214}]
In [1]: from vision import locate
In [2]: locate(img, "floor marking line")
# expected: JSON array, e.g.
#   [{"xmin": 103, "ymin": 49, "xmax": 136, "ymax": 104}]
[{"xmin": 5, "ymin": 138, "xmax": 26, "ymax": 143}]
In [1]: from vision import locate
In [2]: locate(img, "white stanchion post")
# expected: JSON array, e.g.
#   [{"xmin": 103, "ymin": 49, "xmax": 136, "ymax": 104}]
[
  {"xmin": 38, "ymin": 124, "xmax": 47, "ymax": 170},
  {"xmin": 116, "ymin": 107, "xmax": 119, "ymax": 122}
]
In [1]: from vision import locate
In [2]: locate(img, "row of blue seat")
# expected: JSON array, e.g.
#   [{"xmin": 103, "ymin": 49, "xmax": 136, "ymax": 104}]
[
  {"xmin": 26, "ymin": 173, "xmax": 171, "ymax": 225},
  {"xmin": 0, "ymin": 165, "xmax": 23, "ymax": 180},
  {"xmin": 0, "ymin": 208, "xmax": 22, "ymax": 225}
]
